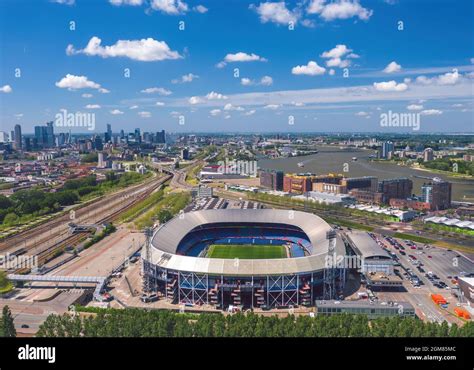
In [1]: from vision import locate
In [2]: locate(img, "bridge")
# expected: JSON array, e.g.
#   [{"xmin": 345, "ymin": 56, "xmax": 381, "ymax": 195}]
[{"xmin": 8, "ymin": 274, "xmax": 107, "ymax": 301}]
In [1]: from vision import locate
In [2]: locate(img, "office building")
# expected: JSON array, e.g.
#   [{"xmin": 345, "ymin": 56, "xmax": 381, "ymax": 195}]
[
  {"xmin": 341, "ymin": 176, "xmax": 378, "ymax": 192},
  {"xmin": 181, "ymin": 147, "xmax": 190, "ymax": 160},
  {"xmin": 380, "ymin": 141, "xmax": 394, "ymax": 159},
  {"xmin": 14, "ymin": 124, "xmax": 22, "ymax": 150},
  {"xmin": 0, "ymin": 131, "xmax": 8, "ymax": 143},
  {"xmin": 312, "ymin": 182, "xmax": 347, "ymax": 194},
  {"xmin": 377, "ymin": 178, "xmax": 413, "ymax": 204},
  {"xmin": 283, "ymin": 174, "xmax": 313, "ymax": 194},
  {"xmin": 423, "ymin": 148, "xmax": 434, "ymax": 162},
  {"xmin": 259, "ymin": 169, "xmax": 284, "ymax": 191},
  {"xmin": 349, "ymin": 189, "xmax": 384, "ymax": 204},
  {"xmin": 156, "ymin": 130, "xmax": 166, "ymax": 144},
  {"xmin": 34, "ymin": 121, "xmax": 55, "ymax": 148},
  {"xmin": 421, "ymin": 179, "xmax": 452, "ymax": 210}
]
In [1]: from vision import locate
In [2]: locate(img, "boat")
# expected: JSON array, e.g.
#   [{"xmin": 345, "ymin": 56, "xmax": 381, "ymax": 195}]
[
  {"xmin": 297, "ymin": 162, "xmax": 304, "ymax": 168},
  {"xmin": 352, "ymin": 157, "xmax": 357, "ymax": 161}
]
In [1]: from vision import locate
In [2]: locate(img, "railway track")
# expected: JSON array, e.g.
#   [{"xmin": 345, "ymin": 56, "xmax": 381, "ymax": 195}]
[
  {"xmin": 10, "ymin": 174, "xmax": 171, "ymax": 273},
  {"xmin": 0, "ymin": 174, "xmax": 167, "ymax": 254}
]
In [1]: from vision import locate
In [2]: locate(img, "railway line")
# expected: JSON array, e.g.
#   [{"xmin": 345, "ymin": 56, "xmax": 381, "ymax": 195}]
[
  {"xmin": 0, "ymin": 173, "xmax": 168, "ymax": 254},
  {"xmin": 5, "ymin": 173, "xmax": 171, "ymax": 273}
]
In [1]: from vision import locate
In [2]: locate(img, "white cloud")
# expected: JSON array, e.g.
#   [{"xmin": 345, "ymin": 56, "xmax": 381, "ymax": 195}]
[
  {"xmin": 98, "ymin": 88, "xmax": 110, "ymax": 94},
  {"xmin": 194, "ymin": 5, "xmax": 208, "ymax": 13},
  {"xmin": 329, "ymin": 69, "xmax": 335, "ymax": 76},
  {"xmin": 224, "ymin": 114, "xmax": 231, "ymax": 119},
  {"xmin": 82, "ymin": 93, "xmax": 93, "ymax": 98},
  {"xmin": 241, "ymin": 76, "xmax": 273, "ymax": 86},
  {"xmin": 373, "ymin": 80, "xmax": 408, "ymax": 92},
  {"xmin": 307, "ymin": 0, "xmax": 325, "ymax": 14},
  {"xmin": 138, "ymin": 111, "xmax": 152, "ymax": 118},
  {"xmin": 109, "ymin": 0, "xmax": 143, "ymax": 6},
  {"xmin": 383, "ymin": 61, "xmax": 402, "ymax": 73},
  {"xmin": 437, "ymin": 70, "xmax": 460, "ymax": 85},
  {"xmin": 14, "ymin": 113, "xmax": 23, "ymax": 119},
  {"xmin": 250, "ymin": 2, "xmax": 298, "ymax": 25},
  {"xmin": 260, "ymin": 75, "xmax": 273, "ymax": 86},
  {"xmin": 155, "ymin": 101, "xmax": 165, "ymax": 106},
  {"xmin": 224, "ymin": 103, "xmax": 244, "ymax": 111},
  {"xmin": 263, "ymin": 104, "xmax": 281, "ymax": 109},
  {"xmin": 85, "ymin": 104, "xmax": 101, "ymax": 109},
  {"xmin": 292, "ymin": 61, "xmax": 326, "ymax": 76},
  {"xmin": 241, "ymin": 78, "xmax": 254, "ymax": 86},
  {"xmin": 206, "ymin": 91, "xmax": 228, "ymax": 100},
  {"xmin": 150, "ymin": 0, "xmax": 188, "ymax": 14},
  {"xmin": 325, "ymin": 57, "xmax": 350, "ymax": 68},
  {"xmin": 171, "ymin": 73, "xmax": 199, "ymax": 84},
  {"xmin": 415, "ymin": 76, "xmax": 432, "ymax": 85},
  {"xmin": 301, "ymin": 19, "xmax": 315, "ymax": 28},
  {"xmin": 415, "ymin": 70, "xmax": 461, "ymax": 86},
  {"xmin": 55, "ymin": 74, "xmax": 103, "ymax": 91},
  {"xmin": 308, "ymin": 0, "xmax": 373, "ymax": 21},
  {"xmin": 244, "ymin": 109, "xmax": 256, "ymax": 116},
  {"xmin": 129, "ymin": 105, "xmax": 139, "ymax": 109},
  {"xmin": 51, "ymin": 0, "xmax": 75, "ymax": 5},
  {"xmin": 210, "ymin": 109, "xmax": 221, "ymax": 116},
  {"xmin": 141, "ymin": 87, "xmax": 172, "ymax": 95},
  {"xmin": 0, "ymin": 85, "xmax": 12, "ymax": 93},
  {"xmin": 165, "ymin": 77, "xmax": 471, "ymax": 110},
  {"xmin": 218, "ymin": 52, "xmax": 267, "ymax": 68},
  {"xmin": 110, "ymin": 109, "xmax": 124, "ymax": 115},
  {"xmin": 321, "ymin": 44, "xmax": 357, "ymax": 68},
  {"xmin": 189, "ymin": 96, "xmax": 204, "ymax": 104},
  {"xmin": 227, "ymin": 52, "xmax": 265, "ymax": 63},
  {"xmin": 407, "ymin": 104, "xmax": 423, "ymax": 111},
  {"xmin": 421, "ymin": 109, "xmax": 442, "ymax": 115},
  {"xmin": 321, "ymin": 44, "xmax": 352, "ymax": 59},
  {"xmin": 355, "ymin": 111, "xmax": 370, "ymax": 116},
  {"xmin": 67, "ymin": 36, "xmax": 182, "ymax": 62}
]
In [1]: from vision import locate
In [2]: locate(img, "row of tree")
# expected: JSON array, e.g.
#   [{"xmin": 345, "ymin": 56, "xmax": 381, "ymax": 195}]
[
  {"xmin": 37, "ymin": 309, "xmax": 474, "ymax": 337},
  {"xmin": 422, "ymin": 157, "xmax": 474, "ymax": 176}
]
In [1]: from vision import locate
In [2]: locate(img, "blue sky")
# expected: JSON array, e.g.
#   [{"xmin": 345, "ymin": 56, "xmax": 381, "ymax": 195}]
[{"xmin": 0, "ymin": 0, "xmax": 473, "ymax": 134}]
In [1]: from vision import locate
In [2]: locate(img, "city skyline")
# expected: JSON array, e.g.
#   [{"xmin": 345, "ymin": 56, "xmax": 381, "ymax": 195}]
[{"xmin": 0, "ymin": 0, "xmax": 473, "ymax": 134}]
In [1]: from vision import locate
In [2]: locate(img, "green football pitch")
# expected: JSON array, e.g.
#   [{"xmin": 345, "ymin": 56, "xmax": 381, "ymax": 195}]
[{"xmin": 206, "ymin": 244, "xmax": 287, "ymax": 259}]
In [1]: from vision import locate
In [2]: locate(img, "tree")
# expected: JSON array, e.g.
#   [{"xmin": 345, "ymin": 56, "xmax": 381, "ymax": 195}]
[
  {"xmin": 1, "ymin": 306, "xmax": 16, "ymax": 337},
  {"xmin": 3, "ymin": 212, "xmax": 19, "ymax": 225},
  {"xmin": 0, "ymin": 271, "xmax": 11, "ymax": 291},
  {"xmin": 158, "ymin": 209, "xmax": 173, "ymax": 224}
]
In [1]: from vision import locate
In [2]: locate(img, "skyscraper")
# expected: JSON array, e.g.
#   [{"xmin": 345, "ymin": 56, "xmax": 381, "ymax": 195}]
[
  {"xmin": 156, "ymin": 129, "xmax": 166, "ymax": 144},
  {"xmin": 45, "ymin": 121, "xmax": 54, "ymax": 147},
  {"xmin": 14, "ymin": 124, "xmax": 22, "ymax": 150},
  {"xmin": 380, "ymin": 141, "xmax": 394, "ymax": 159}
]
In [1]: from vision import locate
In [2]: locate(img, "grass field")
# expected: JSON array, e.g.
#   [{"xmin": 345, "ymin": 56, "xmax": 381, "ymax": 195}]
[{"xmin": 206, "ymin": 244, "xmax": 287, "ymax": 259}]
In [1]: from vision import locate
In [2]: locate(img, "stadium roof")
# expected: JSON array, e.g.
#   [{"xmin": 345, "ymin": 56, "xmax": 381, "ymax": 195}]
[
  {"xmin": 344, "ymin": 232, "xmax": 391, "ymax": 260},
  {"xmin": 148, "ymin": 209, "xmax": 346, "ymax": 276}
]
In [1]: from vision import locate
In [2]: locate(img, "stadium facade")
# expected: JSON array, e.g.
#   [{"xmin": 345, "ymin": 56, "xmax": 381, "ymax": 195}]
[{"xmin": 142, "ymin": 209, "xmax": 347, "ymax": 309}]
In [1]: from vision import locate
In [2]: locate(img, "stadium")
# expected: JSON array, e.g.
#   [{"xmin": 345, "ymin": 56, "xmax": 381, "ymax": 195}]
[{"xmin": 142, "ymin": 209, "xmax": 347, "ymax": 309}]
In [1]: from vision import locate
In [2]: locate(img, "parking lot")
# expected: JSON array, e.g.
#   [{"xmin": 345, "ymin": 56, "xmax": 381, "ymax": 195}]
[{"xmin": 371, "ymin": 233, "xmax": 474, "ymax": 324}]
